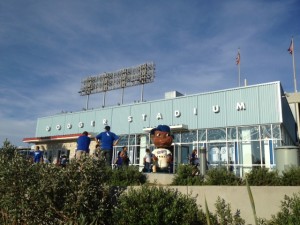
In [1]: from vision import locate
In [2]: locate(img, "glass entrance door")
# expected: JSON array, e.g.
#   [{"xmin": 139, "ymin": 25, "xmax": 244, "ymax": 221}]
[{"xmin": 173, "ymin": 144, "xmax": 191, "ymax": 171}]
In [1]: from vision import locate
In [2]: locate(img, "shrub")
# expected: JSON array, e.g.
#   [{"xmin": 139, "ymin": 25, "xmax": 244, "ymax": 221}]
[
  {"xmin": 171, "ymin": 164, "xmax": 205, "ymax": 185},
  {"xmin": 110, "ymin": 166, "xmax": 147, "ymax": 186},
  {"xmin": 112, "ymin": 185, "xmax": 204, "ymax": 225},
  {"xmin": 204, "ymin": 167, "xmax": 242, "ymax": 185},
  {"xmin": 266, "ymin": 192, "xmax": 300, "ymax": 225},
  {"xmin": 214, "ymin": 197, "xmax": 245, "ymax": 225},
  {"xmin": 0, "ymin": 150, "xmax": 40, "ymax": 224},
  {"xmin": 281, "ymin": 166, "xmax": 300, "ymax": 186},
  {"xmin": 0, "ymin": 142, "xmax": 147, "ymax": 225},
  {"xmin": 244, "ymin": 167, "xmax": 281, "ymax": 186},
  {"xmin": 196, "ymin": 197, "xmax": 245, "ymax": 225},
  {"xmin": 0, "ymin": 155, "xmax": 115, "ymax": 224},
  {"xmin": 0, "ymin": 139, "xmax": 17, "ymax": 160}
]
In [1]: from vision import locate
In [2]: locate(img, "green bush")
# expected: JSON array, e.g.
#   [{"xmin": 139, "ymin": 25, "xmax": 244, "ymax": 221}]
[
  {"xmin": 1, "ymin": 140, "xmax": 299, "ymax": 224},
  {"xmin": 245, "ymin": 167, "xmax": 281, "ymax": 186},
  {"xmin": 111, "ymin": 185, "xmax": 204, "ymax": 225},
  {"xmin": 214, "ymin": 197, "xmax": 245, "ymax": 225},
  {"xmin": 172, "ymin": 164, "xmax": 205, "ymax": 185},
  {"xmin": 0, "ymin": 150, "xmax": 40, "ymax": 224},
  {"xmin": 173, "ymin": 164, "xmax": 300, "ymax": 186},
  {"xmin": 0, "ymin": 141, "xmax": 147, "ymax": 225},
  {"xmin": 0, "ymin": 139, "xmax": 17, "ymax": 160},
  {"xmin": 266, "ymin": 192, "xmax": 300, "ymax": 225},
  {"xmin": 204, "ymin": 167, "xmax": 242, "ymax": 186},
  {"xmin": 0, "ymin": 156, "xmax": 115, "ymax": 224},
  {"xmin": 194, "ymin": 197, "xmax": 245, "ymax": 225},
  {"xmin": 110, "ymin": 166, "xmax": 147, "ymax": 186},
  {"xmin": 281, "ymin": 166, "xmax": 300, "ymax": 186}
]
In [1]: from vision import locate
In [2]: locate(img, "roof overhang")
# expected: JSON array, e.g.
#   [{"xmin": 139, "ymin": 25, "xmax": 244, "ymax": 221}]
[
  {"xmin": 23, "ymin": 133, "xmax": 94, "ymax": 143},
  {"xmin": 143, "ymin": 124, "xmax": 188, "ymax": 133}
]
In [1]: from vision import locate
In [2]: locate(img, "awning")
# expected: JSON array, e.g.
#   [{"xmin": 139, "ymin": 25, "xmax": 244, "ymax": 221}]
[
  {"xmin": 23, "ymin": 133, "xmax": 94, "ymax": 143},
  {"xmin": 143, "ymin": 124, "xmax": 188, "ymax": 132}
]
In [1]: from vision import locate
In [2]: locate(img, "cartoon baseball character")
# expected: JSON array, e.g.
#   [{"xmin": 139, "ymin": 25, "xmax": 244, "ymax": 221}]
[{"xmin": 150, "ymin": 125, "xmax": 173, "ymax": 172}]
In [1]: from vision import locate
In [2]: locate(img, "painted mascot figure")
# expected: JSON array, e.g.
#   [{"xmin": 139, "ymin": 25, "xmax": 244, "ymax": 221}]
[{"xmin": 150, "ymin": 125, "xmax": 173, "ymax": 173}]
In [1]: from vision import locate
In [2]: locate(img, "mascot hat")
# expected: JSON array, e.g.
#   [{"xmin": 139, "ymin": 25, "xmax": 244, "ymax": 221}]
[{"xmin": 150, "ymin": 125, "xmax": 171, "ymax": 135}]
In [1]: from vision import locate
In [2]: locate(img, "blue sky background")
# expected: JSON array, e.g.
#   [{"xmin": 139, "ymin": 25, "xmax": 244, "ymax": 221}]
[{"xmin": 1, "ymin": 0, "xmax": 300, "ymax": 147}]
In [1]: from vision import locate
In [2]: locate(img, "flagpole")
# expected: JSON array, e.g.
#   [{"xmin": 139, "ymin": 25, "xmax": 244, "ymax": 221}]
[
  {"xmin": 291, "ymin": 38, "xmax": 297, "ymax": 92},
  {"xmin": 236, "ymin": 48, "xmax": 241, "ymax": 87},
  {"xmin": 238, "ymin": 57, "xmax": 241, "ymax": 87}
]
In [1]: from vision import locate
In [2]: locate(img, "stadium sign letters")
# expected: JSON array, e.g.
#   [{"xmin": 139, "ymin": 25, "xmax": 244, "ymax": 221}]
[{"xmin": 47, "ymin": 102, "xmax": 246, "ymax": 131}]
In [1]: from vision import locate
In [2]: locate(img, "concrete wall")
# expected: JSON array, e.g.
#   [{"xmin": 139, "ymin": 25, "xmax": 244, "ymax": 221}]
[{"xmin": 144, "ymin": 173, "xmax": 300, "ymax": 225}]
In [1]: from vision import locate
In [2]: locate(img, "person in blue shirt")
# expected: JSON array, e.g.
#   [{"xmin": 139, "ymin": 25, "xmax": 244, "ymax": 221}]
[
  {"xmin": 32, "ymin": 146, "xmax": 44, "ymax": 163},
  {"xmin": 95, "ymin": 126, "xmax": 119, "ymax": 166},
  {"xmin": 76, "ymin": 131, "xmax": 91, "ymax": 159}
]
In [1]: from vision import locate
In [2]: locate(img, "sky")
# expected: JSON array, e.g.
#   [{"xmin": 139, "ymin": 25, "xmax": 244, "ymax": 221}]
[{"xmin": 1, "ymin": 0, "xmax": 300, "ymax": 147}]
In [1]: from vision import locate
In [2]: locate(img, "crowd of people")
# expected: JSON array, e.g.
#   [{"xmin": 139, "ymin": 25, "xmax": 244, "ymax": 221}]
[
  {"xmin": 28, "ymin": 125, "xmax": 203, "ymax": 174},
  {"xmin": 75, "ymin": 126, "xmax": 131, "ymax": 168}
]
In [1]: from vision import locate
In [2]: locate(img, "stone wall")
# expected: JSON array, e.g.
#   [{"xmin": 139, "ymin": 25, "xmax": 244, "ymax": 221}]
[{"xmin": 145, "ymin": 173, "xmax": 300, "ymax": 224}]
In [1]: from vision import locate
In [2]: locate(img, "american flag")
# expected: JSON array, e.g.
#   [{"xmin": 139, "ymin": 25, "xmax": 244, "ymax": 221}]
[
  {"xmin": 236, "ymin": 52, "xmax": 240, "ymax": 65},
  {"xmin": 288, "ymin": 40, "xmax": 293, "ymax": 54}
]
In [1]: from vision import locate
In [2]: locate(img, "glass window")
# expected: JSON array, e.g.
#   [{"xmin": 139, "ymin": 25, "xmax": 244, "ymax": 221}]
[
  {"xmin": 180, "ymin": 144, "xmax": 193, "ymax": 164},
  {"xmin": 207, "ymin": 142, "xmax": 227, "ymax": 165},
  {"xmin": 261, "ymin": 125, "xmax": 272, "ymax": 139},
  {"xmin": 128, "ymin": 135, "xmax": 136, "ymax": 145},
  {"xmin": 172, "ymin": 133, "xmax": 181, "ymax": 143},
  {"xmin": 260, "ymin": 141, "xmax": 266, "ymax": 165},
  {"xmin": 238, "ymin": 126, "xmax": 259, "ymax": 141},
  {"xmin": 227, "ymin": 127, "xmax": 237, "ymax": 140},
  {"xmin": 181, "ymin": 130, "xmax": 197, "ymax": 143},
  {"xmin": 198, "ymin": 129, "xmax": 206, "ymax": 142},
  {"xmin": 272, "ymin": 124, "xmax": 281, "ymax": 139},
  {"xmin": 207, "ymin": 128, "xmax": 226, "ymax": 141},
  {"xmin": 227, "ymin": 142, "xmax": 236, "ymax": 163},
  {"xmin": 118, "ymin": 135, "xmax": 128, "ymax": 146},
  {"xmin": 251, "ymin": 141, "xmax": 261, "ymax": 165}
]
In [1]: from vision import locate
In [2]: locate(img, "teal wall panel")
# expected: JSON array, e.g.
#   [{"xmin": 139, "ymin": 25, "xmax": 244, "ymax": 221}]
[
  {"xmin": 129, "ymin": 103, "xmax": 151, "ymax": 133},
  {"xmin": 50, "ymin": 115, "xmax": 66, "ymax": 136},
  {"xmin": 172, "ymin": 96, "xmax": 198, "ymax": 130},
  {"xmin": 78, "ymin": 111, "xmax": 96, "ymax": 134},
  {"xmin": 225, "ymin": 87, "xmax": 259, "ymax": 127},
  {"xmin": 198, "ymin": 91, "xmax": 227, "ymax": 128},
  {"xmin": 34, "ymin": 82, "xmax": 295, "ymax": 139},
  {"xmin": 64, "ymin": 112, "xmax": 81, "ymax": 134},
  {"xmin": 111, "ymin": 106, "xmax": 131, "ymax": 134},
  {"xmin": 36, "ymin": 117, "xmax": 52, "ymax": 137},
  {"xmin": 94, "ymin": 108, "xmax": 113, "ymax": 133},
  {"xmin": 149, "ymin": 100, "xmax": 173, "ymax": 127},
  {"xmin": 258, "ymin": 83, "xmax": 281, "ymax": 124}
]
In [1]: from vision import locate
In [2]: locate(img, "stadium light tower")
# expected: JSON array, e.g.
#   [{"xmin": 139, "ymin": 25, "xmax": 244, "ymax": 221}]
[{"xmin": 79, "ymin": 62, "xmax": 155, "ymax": 108}]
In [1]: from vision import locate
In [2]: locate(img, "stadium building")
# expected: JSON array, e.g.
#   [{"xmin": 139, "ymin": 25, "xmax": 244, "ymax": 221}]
[{"xmin": 23, "ymin": 81, "xmax": 299, "ymax": 177}]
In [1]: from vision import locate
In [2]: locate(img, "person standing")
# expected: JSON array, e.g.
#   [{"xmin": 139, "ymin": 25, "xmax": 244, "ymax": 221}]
[
  {"xmin": 189, "ymin": 149, "xmax": 198, "ymax": 165},
  {"xmin": 32, "ymin": 146, "xmax": 44, "ymax": 163},
  {"xmin": 60, "ymin": 154, "xmax": 68, "ymax": 167},
  {"xmin": 95, "ymin": 126, "xmax": 119, "ymax": 166},
  {"xmin": 114, "ymin": 151, "xmax": 123, "ymax": 169},
  {"xmin": 143, "ymin": 148, "xmax": 152, "ymax": 172},
  {"xmin": 76, "ymin": 131, "xmax": 91, "ymax": 159},
  {"xmin": 120, "ymin": 146, "xmax": 129, "ymax": 166}
]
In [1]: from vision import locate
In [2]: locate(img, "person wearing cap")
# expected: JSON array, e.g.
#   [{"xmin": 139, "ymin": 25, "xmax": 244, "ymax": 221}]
[
  {"xmin": 95, "ymin": 126, "xmax": 119, "ymax": 166},
  {"xmin": 150, "ymin": 125, "xmax": 173, "ymax": 172},
  {"xmin": 76, "ymin": 131, "xmax": 91, "ymax": 159}
]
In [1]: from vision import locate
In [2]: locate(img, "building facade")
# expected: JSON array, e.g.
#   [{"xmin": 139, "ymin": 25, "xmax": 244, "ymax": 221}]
[{"xmin": 23, "ymin": 81, "xmax": 298, "ymax": 177}]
